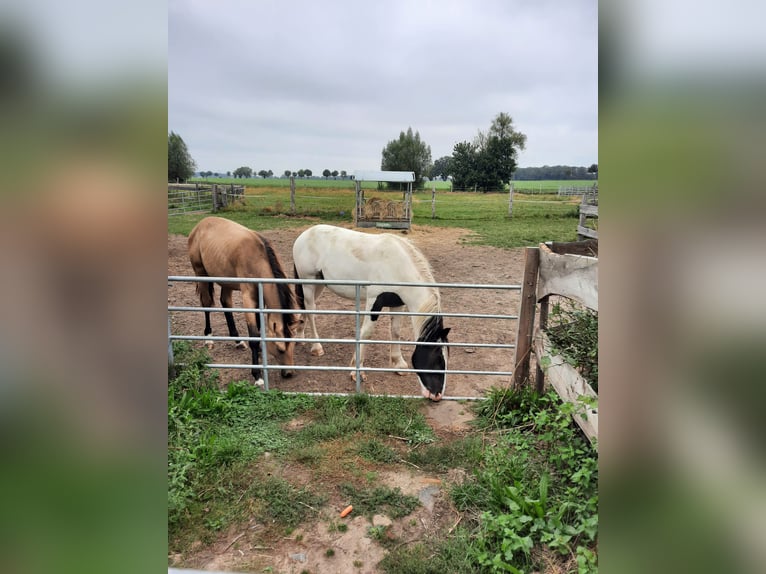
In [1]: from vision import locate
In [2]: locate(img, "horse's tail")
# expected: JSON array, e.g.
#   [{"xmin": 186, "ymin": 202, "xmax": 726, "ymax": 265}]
[{"xmin": 293, "ymin": 263, "xmax": 306, "ymax": 310}]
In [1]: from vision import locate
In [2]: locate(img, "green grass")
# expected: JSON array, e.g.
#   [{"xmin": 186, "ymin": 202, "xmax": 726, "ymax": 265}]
[
  {"xmin": 168, "ymin": 347, "xmax": 597, "ymax": 572},
  {"xmin": 190, "ymin": 177, "xmax": 596, "ymax": 193},
  {"xmin": 168, "ymin": 186, "xmax": 583, "ymax": 248}
]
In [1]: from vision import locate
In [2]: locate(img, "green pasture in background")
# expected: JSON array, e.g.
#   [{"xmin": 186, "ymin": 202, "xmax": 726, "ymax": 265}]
[
  {"xmin": 189, "ymin": 176, "xmax": 596, "ymax": 193},
  {"xmin": 169, "ymin": 186, "xmax": 584, "ymax": 249}
]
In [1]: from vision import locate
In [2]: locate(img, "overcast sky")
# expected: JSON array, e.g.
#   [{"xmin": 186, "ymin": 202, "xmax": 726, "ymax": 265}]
[{"xmin": 169, "ymin": 0, "xmax": 597, "ymax": 176}]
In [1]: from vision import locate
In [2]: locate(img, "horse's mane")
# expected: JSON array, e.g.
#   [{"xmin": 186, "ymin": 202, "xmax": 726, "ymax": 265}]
[
  {"xmin": 390, "ymin": 235, "xmax": 442, "ymax": 334},
  {"xmin": 260, "ymin": 233, "xmax": 297, "ymax": 331}
]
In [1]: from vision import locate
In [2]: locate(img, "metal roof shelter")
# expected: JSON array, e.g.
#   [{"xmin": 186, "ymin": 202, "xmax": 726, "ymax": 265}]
[{"xmin": 353, "ymin": 170, "xmax": 415, "ymax": 229}]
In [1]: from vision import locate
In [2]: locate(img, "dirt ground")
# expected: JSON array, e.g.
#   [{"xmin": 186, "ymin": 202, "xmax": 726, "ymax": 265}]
[
  {"xmin": 168, "ymin": 223, "xmax": 529, "ymax": 573},
  {"xmin": 168, "ymin": 222, "xmax": 525, "ymax": 402}
]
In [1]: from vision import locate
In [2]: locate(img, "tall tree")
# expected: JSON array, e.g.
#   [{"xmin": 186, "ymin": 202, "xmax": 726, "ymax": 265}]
[
  {"xmin": 284, "ymin": 170, "xmax": 291, "ymax": 178},
  {"xmin": 380, "ymin": 127, "xmax": 432, "ymax": 189},
  {"xmin": 340, "ymin": 170, "xmax": 347, "ymax": 179},
  {"xmin": 304, "ymin": 169, "xmax": 313, "ymax": 177},
  {"xmin": 322, "ymin": 169, "xmax": 331, "ymax": 179},
  {"xmin": 168, "ymin": 131, "xmax": 196, "ymax": 182},
  {"xmin": 331, "ymin": 170, "xmax": 339, "ymax": 179}
]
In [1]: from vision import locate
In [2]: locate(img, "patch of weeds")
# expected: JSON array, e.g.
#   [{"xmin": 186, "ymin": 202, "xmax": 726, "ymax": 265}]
[
  {"xmin": 295, "ymin": 395, "xmax": 435, "ymax": 445},
  {"xmin": 253, "ymin": 476, "xmax": 327, "ymax": 527},
  {"xmin": 337, "ymin": 523, "xmax": 348, "ymax": 533},
  {"xmin": 367, "ymin": 524, "xmax": 398, "ymax": 549},
  {"xmin": 406, "ymin": 435, "xmax": 484, "ymax": 471},
  {"xmin": 290, "ymin": 445, "xmax": 325, "ymax": 464},
  {"xmin": 546, "ymin": 300, "xmax": 598, "ymax": 391},
  {"xmin": 456, "ymin": 386, "xmax": 598, "ymax": 573},
  {"xmin": 325, "ymin": 548, "xmax": 335, "ymax": 558},
  {"xmin": 340, "ymin": 483, "xmax": 419, "ymax": 519},
  {"xmin": 378, "ymin": 528, "xmax": 477, "ymax": 574},
  {"xmin": 353, "ymin": 560, "xmax": 363, "ymax": 568},
  {"xmin": 357, "ymin": 439, "xmax": 398, "ymax": 463}
]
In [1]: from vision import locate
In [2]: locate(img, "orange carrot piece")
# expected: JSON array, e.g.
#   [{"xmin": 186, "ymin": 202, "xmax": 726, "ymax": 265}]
[{"xmin": 340, "ymin": 505, "xmax": 353, "ymax": 518}]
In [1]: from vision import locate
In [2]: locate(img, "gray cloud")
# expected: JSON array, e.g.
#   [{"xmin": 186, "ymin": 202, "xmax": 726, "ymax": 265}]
[{"xmin": 169, "ymin": 0, "xmax": 597, "ymax": 174}]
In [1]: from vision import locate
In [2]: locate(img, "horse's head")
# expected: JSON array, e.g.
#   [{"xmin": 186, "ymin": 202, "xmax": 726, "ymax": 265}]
[
  {"xmin": 266, "ymin": 313, "xmax": 299, "ymax": 378},
  {"xmin": 411, "ymin": 325, "xmax": 450, "ymax": 401}
]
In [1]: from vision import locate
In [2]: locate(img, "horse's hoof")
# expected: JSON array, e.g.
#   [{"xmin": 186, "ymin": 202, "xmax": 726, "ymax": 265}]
[
  {"xmin": 311, "ymin": 346, "xmax": 325, "ymax": 357},
  {"xmin": 235, "ymin": 341, "xmax": 248, "ymax": 350},
  {"xmin": 349, "ymin": 372, "xmax": 367, "ymax": 382},
  {"xmin": 204, "ymin": 341, "xmax": 214, "ymax": 350}
]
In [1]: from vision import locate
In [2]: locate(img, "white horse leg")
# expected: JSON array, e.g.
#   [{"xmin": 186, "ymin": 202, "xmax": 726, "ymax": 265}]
[
  {"xmin": 303, "ymin": 282, "xmax": 325, "ymax": 357},
  {"xmin": 389, "ymin": 306, "xmax": 408, "ymax": 374}
]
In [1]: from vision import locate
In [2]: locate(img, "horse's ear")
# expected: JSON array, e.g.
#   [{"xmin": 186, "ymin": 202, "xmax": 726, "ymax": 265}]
[{"xmin": 440, "ymin": 327, "xmax": 451, "ymax": 340}]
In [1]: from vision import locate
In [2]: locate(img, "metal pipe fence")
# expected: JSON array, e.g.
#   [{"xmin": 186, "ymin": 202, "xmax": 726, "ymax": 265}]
[{"xmin": 168, "ymin": 275, "xmax": 521, "ymax": 400}]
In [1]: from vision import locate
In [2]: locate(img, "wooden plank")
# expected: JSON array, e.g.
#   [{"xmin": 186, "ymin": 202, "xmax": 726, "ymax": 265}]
[
  {"xmin": 537, "ymin": 244, "xmax": 598, "ymax": 311},
  {"xmin": 546, "ymin": 239, "xmax": 598, "ymax": 257},
  {"xmin": 579, "ymin": 204, "xmax": 598, "ymax": 216},
  {"xmin": 577, "ymin": 225, "xmax": 598, "ymax": 239},
  {"xmin": 534, "ymin": 330, "xmax": 598, "ymax": 447},
  {"xmin": 512, "ymin": 247, "xmax": 540, "ymax": 386}
]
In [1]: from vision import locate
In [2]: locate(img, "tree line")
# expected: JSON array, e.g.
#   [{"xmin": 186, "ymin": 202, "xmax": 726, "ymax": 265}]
[
  {"xmin": 513, "ymin": 164, "xmax": 597, "ymax": 181},
  {"xmin": 169, "ymin": 118, "xmax": 596, "ymax": 189}
]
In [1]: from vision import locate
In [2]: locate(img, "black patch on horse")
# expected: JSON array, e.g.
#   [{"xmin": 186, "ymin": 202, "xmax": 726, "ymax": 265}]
[
  {"xmin": 370, "ymin": 292, "xmax": 405, "ymax": 321},
  {"xmin": 411, "ymin": 315, "xmax": 451, "ymax": 397}
]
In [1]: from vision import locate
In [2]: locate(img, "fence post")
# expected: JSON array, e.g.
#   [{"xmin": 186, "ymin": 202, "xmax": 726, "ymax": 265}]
[
  {"xmin": 512, "ymin": 246, "xmax": 540, "ymax": 387},
  {"xmin": 257, "ymin": 282, "xmax": 269, "ymax": 390},
  {"xmin": 508, "ymin": 182, "xmax": 514, "ymax": 218},
  {"xmin": 354, "ymin": 284, "xmax": 362, "ymax": 392},
  {"xmin": 431, "ymin": 185, "xmax": 436, "ymax": 219},
  {"xmin": 290, "ymin": 176, "xmax": 296, "ymax": 214}
]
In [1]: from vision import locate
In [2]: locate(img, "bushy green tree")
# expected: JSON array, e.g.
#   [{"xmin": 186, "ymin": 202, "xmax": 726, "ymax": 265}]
[
  {"xmin": 168, "ymin": 131, "xmax": 196, "ymax": 182},
  {"xmin": 450, "ymin": 113, "xmax": 526, "ymax": 191},
  {"xmin": 380, "ymin": 127, "xmax": 432, "ymax": 189},
  {"xmin": 232, "ymin": 166, "xmax": 252, "ymax": 178}
]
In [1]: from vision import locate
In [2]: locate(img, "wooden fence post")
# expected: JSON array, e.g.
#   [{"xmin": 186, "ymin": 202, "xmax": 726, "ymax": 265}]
[
  {"xmin": 508, "ymin": 182, "xmax": 514, "ymax": 218},
  {"xmin": 512, "ymin": 246, "xmax": 540, "ymax": 387},
  {"xmin": 431, "ymin": 185, "xmax": 436, "ymax": 219},
  {"xmin": 290, "ymin": 176, "xmax": 296, "ymax": 214}
]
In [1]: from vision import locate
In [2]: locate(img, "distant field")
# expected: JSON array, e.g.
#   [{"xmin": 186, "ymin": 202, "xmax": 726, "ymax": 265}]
[
  {"xmin": 189, "ymin": 177, "xmax": 596, "ymax": 193},
  {"xmin": 169, "ymin": 186, "xmax": 583, "ymax": 248}
]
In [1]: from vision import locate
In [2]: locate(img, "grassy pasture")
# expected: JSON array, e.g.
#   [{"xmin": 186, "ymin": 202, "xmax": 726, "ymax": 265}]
[
  {"xmin": 190, "ymin": 177, "xmax": 597, "ymax": 193},
  {"xmin": 168, "ymin": 187, "xmax": 582, "ymax": 248}
]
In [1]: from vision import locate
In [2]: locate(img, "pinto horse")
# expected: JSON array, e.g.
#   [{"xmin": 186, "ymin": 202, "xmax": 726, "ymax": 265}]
[
  {"xmin": 188, "ymin": 216, "xmax": 302, "ymax": 384},
  {"xmin": 292, "ymin": 224, "xmax": 450, "ymax": 401}
]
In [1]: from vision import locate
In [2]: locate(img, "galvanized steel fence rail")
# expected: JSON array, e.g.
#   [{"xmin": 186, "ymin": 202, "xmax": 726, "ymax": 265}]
[{"xmin": 168, "ymin": 275, "xmax": 521, "ymax": 401}]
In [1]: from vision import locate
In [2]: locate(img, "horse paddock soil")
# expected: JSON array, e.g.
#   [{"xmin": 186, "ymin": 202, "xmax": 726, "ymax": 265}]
[{"xmin": 168, "ymin": 223, "xmax": 525, "ymax": 400}]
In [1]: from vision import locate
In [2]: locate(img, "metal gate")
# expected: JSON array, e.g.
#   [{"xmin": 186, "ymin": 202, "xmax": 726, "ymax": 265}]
[{"xmin": 168, "ymin": 275, "xmax": 521, "ymax": 401}]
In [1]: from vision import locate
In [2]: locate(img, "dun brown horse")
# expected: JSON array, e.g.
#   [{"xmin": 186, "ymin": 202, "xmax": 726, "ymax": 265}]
[{"xmin": 188, "ymin": 216, "xmax": 302, "ymax": 384}]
